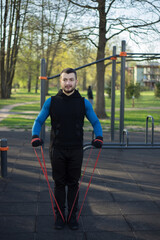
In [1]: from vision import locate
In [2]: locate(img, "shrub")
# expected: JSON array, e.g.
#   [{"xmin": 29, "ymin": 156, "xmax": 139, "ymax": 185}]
[
  {"xmin": 126, "ymin": 83, "xmax": 141, "ymax": 99},
  {"xmin": 155, "ymin": 82, "xmax": 160, "ymax": 98},
  {"xmin": 134, "ymin": 83, "xmax": 141, "ymax": 98},
  {"xmin": 126, "ymin": 84, "xmax": 134, "ymax": 99},
  {"xmin": 105, "ymin": 80, "xmax": 111, "ymax": 98}
]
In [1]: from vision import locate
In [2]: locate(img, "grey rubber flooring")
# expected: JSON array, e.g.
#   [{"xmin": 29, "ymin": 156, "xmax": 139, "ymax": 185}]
[{"xmin": 0, "ymin": 130, "xmax": 160, "ymax": 240}]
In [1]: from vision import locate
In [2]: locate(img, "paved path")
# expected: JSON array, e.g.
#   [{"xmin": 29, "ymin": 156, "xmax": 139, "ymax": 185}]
[
  {"xmin": 0, "ymin": 102, "xmax": 39, "ymax": 122},
  {"xmin": 1, "ymin": 103, "xmax": 160, "ymax": 122},
  {"xmin": 0, "ymin": 130, "xmax": 160, "ymax": 240}
]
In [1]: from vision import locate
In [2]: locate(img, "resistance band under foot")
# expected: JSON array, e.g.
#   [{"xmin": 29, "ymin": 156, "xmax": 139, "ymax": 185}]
[{"xmin": 33, "ymin": 145, "xmax": 102, "ymax": 223}]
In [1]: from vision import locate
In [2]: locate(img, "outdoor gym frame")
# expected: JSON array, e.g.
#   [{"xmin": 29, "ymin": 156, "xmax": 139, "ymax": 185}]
[{"xmin": 39, "ymin": 40, "xmax": 160, "ymax": 150}]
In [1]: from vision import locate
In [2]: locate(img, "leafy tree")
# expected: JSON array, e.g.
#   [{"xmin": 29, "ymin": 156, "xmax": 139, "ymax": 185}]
[
  {"xmin": 67, "ymin": 0, "xmax": 160, "ymax": 118},
  {"xmin": 16, "ymin": 0, "xmax": 72, "ymax": 95},
  {"xmin": 47, "ymin": 41, "xmax": 97, "ymax": 91}
]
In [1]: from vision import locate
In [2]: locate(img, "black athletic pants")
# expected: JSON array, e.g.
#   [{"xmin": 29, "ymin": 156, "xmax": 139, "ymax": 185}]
[{"xmin": 50, "ymin": 147, "xmax": 83, "ymax": 215}]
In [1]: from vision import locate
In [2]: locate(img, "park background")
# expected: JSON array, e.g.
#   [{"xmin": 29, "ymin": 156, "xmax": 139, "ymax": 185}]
[
  {"xmin": 0, "ymin": 0, "xmax": 160, "ymax": 133},
  {"xmin": 0, "ymin": 89, "xmax": 160, "ymax": 135},
  {"xmin": 1, "ymin": 2, "xmax": 160, "ymax": 239}
]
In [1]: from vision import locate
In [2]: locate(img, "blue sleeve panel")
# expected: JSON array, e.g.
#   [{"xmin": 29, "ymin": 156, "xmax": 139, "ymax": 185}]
[
  {"xmin": 85, "ymin": 98, "xmax": 103, "ymax": 137},
  {"xmin": 32, "ymin": 97, "xmax": 51, "ymax": 136},
  {"xmin": 32, "ymin": 97, "xmax": 103, "ymax": 138}
]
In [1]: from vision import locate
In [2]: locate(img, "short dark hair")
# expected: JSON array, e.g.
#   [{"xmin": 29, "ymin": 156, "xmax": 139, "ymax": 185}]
[{"xmin": 60, "ymin": 68, "xmax": 77, "ymax": 79}]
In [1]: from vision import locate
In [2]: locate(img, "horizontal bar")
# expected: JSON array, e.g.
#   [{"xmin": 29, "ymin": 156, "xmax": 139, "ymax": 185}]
[
  {"xmin": 84, "ymin": 142, "xmax": 160, "ymax": 147},
  {"xmin": 47, "ymin": 55, "xmax": 116, "ymax": 80},
  {"xmin": 103, "ymin": 145, "xmax": 160, "ymax": 149},
  {"xmin": 126, "ymin": 56, "xmax": 160, "ymax": 59},
  {"xmin": 83, "ymin": 144, "xmax": 160, "ymax": 152},
  {"xmin": 47, "ymin": 73, "xmax": 60, "ymax": 80},
  {"xmin": 127, "ymin": 53, "xmax": 160, "ymax": 56},
  {"xmin": 47, "ymin": 52, "xmax": 160, "ymax": 80}
]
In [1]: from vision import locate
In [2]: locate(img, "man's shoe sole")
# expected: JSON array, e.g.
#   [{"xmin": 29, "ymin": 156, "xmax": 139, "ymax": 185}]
[
  {"xmin": 68, "ymin": 223, "xmax": 79, "ymax": 230},
  {"xmin": 54, "ymin": 224, "xmax": 65, "ymax": 230}
]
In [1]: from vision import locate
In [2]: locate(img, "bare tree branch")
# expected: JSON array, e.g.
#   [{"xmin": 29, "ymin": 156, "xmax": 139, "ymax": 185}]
[
  {"xmin": 106, "ymin": 0, "xmax": 116, "ymax": 16},
  {"xmin": 106, "ymin": 17, "xmax": 160, "ymax": 41},
  {"xmin": 68, "ymin": 0, "xmax": 98, "ymax": 10}
]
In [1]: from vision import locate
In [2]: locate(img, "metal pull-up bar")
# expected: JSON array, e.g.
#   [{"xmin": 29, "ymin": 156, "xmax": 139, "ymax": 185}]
[
  {"xmin": 39, "ymin": 40, "xmax": 126, "ymax": 142},
  {"xmin": 39, "ymin": 40, "xmax": 160, "ymax": 145},
  {"xmin": 119, "ymin": 40, "xmax": 126, "ymax": 143}
]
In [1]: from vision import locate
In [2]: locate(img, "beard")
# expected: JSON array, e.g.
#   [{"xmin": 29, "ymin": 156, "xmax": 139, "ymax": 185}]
[{"xmin": 63, "ymin": 86, "xmax": 75, "ymax": 94}]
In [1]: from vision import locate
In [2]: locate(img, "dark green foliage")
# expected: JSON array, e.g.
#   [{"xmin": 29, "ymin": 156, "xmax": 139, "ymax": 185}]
[
  {"xmin": 105, "ymin": 80, "xmax": 111, "ymax": 98},
  {"xmin": 155, "ymin": 82, "xmax": 160, "ymax": 98},
  {"xmin": 126, "ymin": 83, "xmax": 141, "ymax": 99}
]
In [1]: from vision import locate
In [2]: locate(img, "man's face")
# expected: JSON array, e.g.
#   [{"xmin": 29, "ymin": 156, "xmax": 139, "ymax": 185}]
[{"xmin": 60, "ymin": 72, "xmax": 78, "ymax": 95}]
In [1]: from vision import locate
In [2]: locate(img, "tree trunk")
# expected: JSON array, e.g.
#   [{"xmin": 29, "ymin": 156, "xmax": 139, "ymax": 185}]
[
  {"xmin": 0, "ymin": 0, "xmax": 28, "ymax": 99},
  {"xmin": 0, "ymin": 0, "xmax": 8, "ymax": 98},
  {"xmin": 35, "ymin": 75, "xmax": 39, "ymax": 94},
  {"xmin": 35, "ymin": 61, "xmax": 39, "ymax": 94},
  {"xmin": 95, "ymin": 0, "xmax": 107, "ymax": 118},
  {"xmin": 28, "ymin": 71, "xmax": 31, "ymax": 93},
  {"xmin": 82, "ymin": 69, "xmax": 87, "ymax": 91}
]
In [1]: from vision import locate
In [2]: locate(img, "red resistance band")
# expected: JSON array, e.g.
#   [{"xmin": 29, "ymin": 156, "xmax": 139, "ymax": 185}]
[
  {"xmin": 33, "ymin": 145, "xmax": 102, "ymax": 223},
  {"xmin": 77, "ymin": 147, "xmax": 102, "ymax": 221},
  {"xmin": 33, "ymin": 146, "xmax": 65, "ymax": 223},
  {"xmin": 94, "ymin": 139, "xmax": 103, "ymax": 143},
  {"xmin": 31, "ymin": 138, "xmax": 41, "ymax": 143},
  {"xmin": 68, "ymin": 146, "xmax": 93, "ymax": 222}
]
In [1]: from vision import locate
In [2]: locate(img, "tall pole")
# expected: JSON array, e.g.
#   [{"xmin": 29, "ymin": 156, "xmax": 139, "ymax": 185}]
[
  {"xmin": 41, "ymin": 0, "xmax": 44, "ymax": 58},
  {"xmin": 0, "ymin": 0, "xmax": 2, "ymax": 98},
  {"xmin": 40, "ymin": 0, "xmax": 45, "ymax": 143},
  {"xmin": 1, "ymin": 138, "xmax": 8, "ymax": 178},
  {"xmin": 111, "ymin": 46, "xmax": 116, "ymax": 141},
  {"xmin": 119, "ymin": 40, "xmax": 126, "ymax": 143},
  {"xmin": 40, "ymin": 58, "xmax": 46, "ymax": 143}
]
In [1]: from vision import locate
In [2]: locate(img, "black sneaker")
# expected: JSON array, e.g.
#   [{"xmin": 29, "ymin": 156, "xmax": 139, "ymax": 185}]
[
  {"xmin": 68, "ymin": 214, "xmax": 79, "ymax": 230},
  {"xmin": 55, "ymin": 213, "xmax": 65, "ymax": 230}
]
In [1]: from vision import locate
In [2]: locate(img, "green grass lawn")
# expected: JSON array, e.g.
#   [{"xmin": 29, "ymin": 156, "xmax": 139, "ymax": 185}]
[
  {"xmin": 0, "ymin": 88, "xmax": 160, "ymax": 131},
  {"xmin": 105, "ymin": 91, "xmax": 160, "ymax": 109},
  {"xmin": 0, "ymin": 89, "xmax": 40, "ymax": 109}
]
